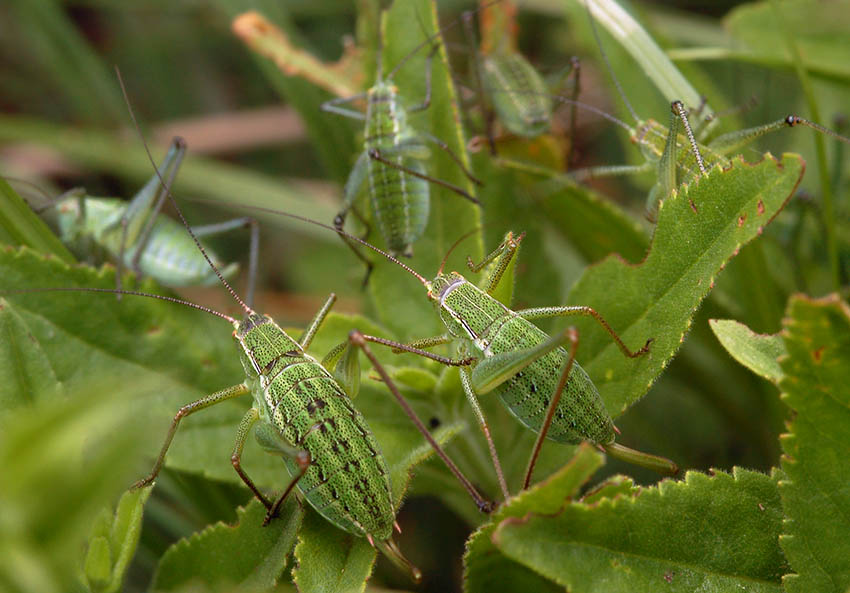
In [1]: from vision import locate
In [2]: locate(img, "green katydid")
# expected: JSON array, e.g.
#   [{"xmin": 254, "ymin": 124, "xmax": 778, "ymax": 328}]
[
  {"xmin": 461, "ymin": 0, "xmax": 580, "ymax": 161},
  {"xmin": 567, "ymin": 0, "xmax": 850, "ymax": 220},
  {"xmin": 217, "ymin": 205, "xmax": 679, "ymax": 501},
  {"xmin": 29, "ymin": 137, "xmax": 260, "ymax": 306},
  {"xmin": 321, "ymin": 3, "xmax": 483, "ymax": 284}
]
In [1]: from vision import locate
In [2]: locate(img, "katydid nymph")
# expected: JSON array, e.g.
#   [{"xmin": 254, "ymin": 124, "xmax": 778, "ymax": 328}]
[
  {"xmin": 32, "ymin": 137, "xmax": 260, "ymax": 306},
  {"xmin": 461, "ymin": 0, "xmax": 580, "ymax": 160},
  {"xmin": 564, "ymin": 0, "xmax": 850, "ymax": 221},
  {"xmin": 227, "ymin": 206, "xmax": 679, "ymax": 501},
  {"xmin": 3, "ymin": 134, "xmax": 501, "ymax": 582},
  {"xmin": 322, "ymin": 3, "xmax": 483, "ymax": 284}
]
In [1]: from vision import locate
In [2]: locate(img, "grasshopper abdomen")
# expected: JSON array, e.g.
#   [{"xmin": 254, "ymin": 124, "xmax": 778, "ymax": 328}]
[{"xmin": 364, "ymin": 82, "xmax": 429, "ymax": 257}]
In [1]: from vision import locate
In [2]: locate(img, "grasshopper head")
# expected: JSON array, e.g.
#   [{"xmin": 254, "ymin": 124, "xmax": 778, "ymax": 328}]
[{"xmin": 427, "ymin": 272, "xmax": 464, "ymax": 304}]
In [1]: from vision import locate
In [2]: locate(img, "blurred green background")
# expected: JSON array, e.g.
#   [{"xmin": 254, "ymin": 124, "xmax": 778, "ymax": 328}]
[{"xmin": 1, "ymin": 0, "xmax": 848, "ymax": 591}]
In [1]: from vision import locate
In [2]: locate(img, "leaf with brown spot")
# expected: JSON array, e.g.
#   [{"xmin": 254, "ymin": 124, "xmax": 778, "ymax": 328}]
[{"xmin": 564, "ymin": 154, "xmax": 803, "ymax": 416}]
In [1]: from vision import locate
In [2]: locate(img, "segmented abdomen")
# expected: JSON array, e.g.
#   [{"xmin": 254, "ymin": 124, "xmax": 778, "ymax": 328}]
[
  {"xmin": 263, "ymin": 356, "xmax": 394, "ymax": 540},
  {"xmin": 137, "ymin": 218, "xmax": 235, "ymax": 286},
  {"xmin": 482, "ymin": 52, "xmax": 551, "ymax": 137},
  {"xmin": 364, "ymin": 86, "xmax": 429, "ymax": 256}
]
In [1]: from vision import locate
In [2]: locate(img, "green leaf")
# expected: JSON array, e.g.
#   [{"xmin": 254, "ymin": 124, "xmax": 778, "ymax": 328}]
[
  {"xmin": 368, "ymin": 0, "xmax": 483, "ymax": 341},
  {"xmin": 0, "ymin": 380, "xmax": 153, "ymax": 593},
  {"xmin": 389, "ymin": 366, "xmax": 438, "ymax": 394},
  {"xmin": 0, "ymin": 178, "xmax": 74, "ymax": 263},
  {"xmin": 778, "ymin": 295, "xmax": 850, "ymax": 593},
  {"xmin": 293, "ymin": 509, "xmax": 379, "ymax": 593},
  {"xmin": 464, "ymin": 445, "xmax": 604, "ymax": 593},
  {"xmin": 709, "ymin": 318, "xmax": 786, "ymax": 384},
  {"xmin": 471, "ymin": 155, "xmax": 565, "ymax": 310},
  {"xmin": 83, "ymin": 487, "xmax": 153, "ymax": 593},
  {"xmin": 726, "ymin": 0, "xmax": 850, "ymax": 82},
  {"xmin": 153, "ymin": 498, "xmax": 303, "ymax": 592},
  {"xmin": 539, "ymin": 182, "xmax": 649, "ymax": 265},
  {"xmin": 492, "ymin": 468, "xmax": 787, "ymax": 593},
  {"xmin": 574, "ymin": 0, "xmax": 707, "ymax": 116},
  {"xmin": 0, "ymin": 298, "xmax": 65, "ymax": 410},
  {"xmin": 580, "ymin": 475, "xmax": 640, "ymax": 505},
  {"xmin": 489, "ymin": 157, "xmax": 650, "ymax": 265},
  {"xmin": 566, "ymin": 154, "xmax": 803, "ymax": 416}
]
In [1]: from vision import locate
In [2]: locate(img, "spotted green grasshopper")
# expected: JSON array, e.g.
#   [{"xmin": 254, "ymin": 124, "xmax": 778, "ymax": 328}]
[
  {"xmin": 233, "ymin": 207, "xmax": 678, "ymax": 501},
  {"xmin": 321, "ymin": 1, "xmax": 484, "ymax": 284},
  {"xmin": 3, "ymin": 130, "xmax": 498, "ymax": 581},
  {"xmin": 565, "ymin": 0, "xmax": 850, "ymax": 221}
]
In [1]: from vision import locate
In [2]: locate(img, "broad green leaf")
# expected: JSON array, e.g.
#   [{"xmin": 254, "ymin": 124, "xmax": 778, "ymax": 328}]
[
  {"xmin": 368, "ymin": 0, "xmax": 483, "ymax": 341},
  {"xmin": 0, "ymin": 298, "xmax": 64, "ymax": 410},
  {"xmin": 539, "ymin": 181, "xmax": 649, "ymax": 265},
  {"xmin": 0, "ymin": 381, "xmax": 152, "ymax": 593},
  {"xmin": 153, "ymin": 498, "xmax": 303, "ymax": 592},
  {"xmin": 389, "ymin": 366, "xmax": 438, "ymax": 394},
  {"xmin": 726, "ymin": 0, "xmax": 850, "ymax": 82},
  {"xmin": 778, "ymin": 295, "xmax": 850, "ymax": 593},
  {"xmin": 709, "ymin": 318, "xmax": 786, "ymax": 384},
  {"xmin": 492, "ymin": 467, "xmax": 786, "ymax": 593},
  {"xmin": 293, "ymin": 510, "xmax": 379, "ymax": 593},
  {"xmin": 471, "ymin": 155, "xmax": 564, "ymax": 310},
  {"xmin": 0, "ymin": 247, "xmax": 239, "ymax": 395},
  {"xmin": 489, "ymin": 157, "xmax": 650, "ymax": 265},
  {"xmin": 0, "ymin": 178, "xmax": 74, "ymax": 263},
  {"xmin": 464, "ymin": 445, "xmax": 604, "ymax": 593},
  {"xmin": 566, "ymin": 154, "xmax": 803, "ymax": 416},
  {"xmin": 710, "ymin": 239, "xmax": 789, "ymax": 334},
  {"xmin": 580, "ymin": 474, "xmax": 640, "ymax": 505},
  {"xmin": 83, "ymin": 487, "xmax": 152, "ymax": 593}
]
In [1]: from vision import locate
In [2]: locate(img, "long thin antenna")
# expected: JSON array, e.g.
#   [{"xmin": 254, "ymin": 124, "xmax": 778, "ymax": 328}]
[
  {"xmin": 375, "ymin": 6, "xmax": 384, "ymax": 83},
  {"xmin": 585, "ymin": 0, "xmax": 639, "ymax": 123},
  {"xmin": 1, "ymin": 287, "xmax": 236, "ymax": 323},
  {"xmin": 474, "ymin": 85, "xmax": 633, "ymax": 132},
  {"xmin": 439, "ymin": 226, "xmax": 481, "ymax": 275},
  {"xmin": 188, "ymin": 199, "xmax": 430, "ymax": 287},
  {"xmin": 115, "ymin": 67, "xmax": 252, "ymax": 315}
]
